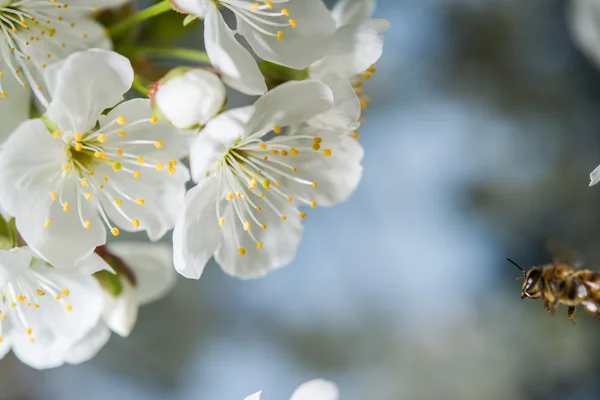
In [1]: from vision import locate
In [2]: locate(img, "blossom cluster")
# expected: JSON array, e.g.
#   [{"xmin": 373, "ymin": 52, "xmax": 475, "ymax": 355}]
[{"xmin": 0, "ymin": 0, "xmax": 388, "ymax": 389}]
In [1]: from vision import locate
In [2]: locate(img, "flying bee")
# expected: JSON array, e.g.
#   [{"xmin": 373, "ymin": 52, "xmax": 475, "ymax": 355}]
[{"xmin": 509, "ymin": 239, "xmax": 600, "ymax": 325}]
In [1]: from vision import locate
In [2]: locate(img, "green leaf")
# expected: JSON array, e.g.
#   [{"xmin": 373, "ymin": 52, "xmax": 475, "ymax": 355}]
[{"xmin": 93, "ymin": 270, "xmax": 123, "ymax": 297}]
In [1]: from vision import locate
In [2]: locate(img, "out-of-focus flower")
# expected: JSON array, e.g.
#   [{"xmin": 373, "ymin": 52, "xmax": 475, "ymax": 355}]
[
  {"xmin": 0, "ymin": 0, "xmax": 127, "ymax": 139},
  {"xmin": 569, "ymin": 0, "xmax": 600, "ymax": 70},
  {"xmin": 151, "ymin": 67, "xmax": 226, "ymax": 130},
  {"xmin": 171, "ymin": 0, "xmax": 335, "ymax": 95},
  {"xmin": 173, "ymin": 80, "xmax": 363, "ymax": 279},
  {"xmin": 246, "ymin": 379, "xmax": 339, "ymax": 400},
  {"xmin": 0, "ymin": 246, "xmax": 111, "ymax": 369},
  {"xmin": 100, "ymin": 242, "xmax": 176, "ymax": 337},
  {"xmin": 0, "ymin": 49, "xmax": 190, "ymax": 269}
]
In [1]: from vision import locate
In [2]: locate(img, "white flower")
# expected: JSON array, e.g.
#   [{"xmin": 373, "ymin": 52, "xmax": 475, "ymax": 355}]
[
  {"xmin": 0, "ymin": 49, "xmax": 190, "ymax": 268},
  {"xmin": 151, "ymin": 67, "xmax": 226, "ymax": 130},
  {"xmin": 173, "ymin": 80, "xmax": 363, "ymax": 279},
  {"xmin": 569, "ymin": 0, "xmax": 600, "ymax": 70},
  {"xmin": 246, "ymin": 379, "xmax": 339, "ymax": 400},
  {"xmin": 100, "ymin": 242, "xmax": 176, "ymax": 337},
  {"xmin": 0, "ymin": 0, "xmax": 126, "ymax": 109},
  {"xmin": 171, "ymin": 0, "xmax": 336, "ymax": 95},
  {"xmin": 0, "ymin": 246, "xmax": 111, "ymax": 369},
  {"xmin": 306, "ymin": 0, "xmax": 390, "ymax": 133}
]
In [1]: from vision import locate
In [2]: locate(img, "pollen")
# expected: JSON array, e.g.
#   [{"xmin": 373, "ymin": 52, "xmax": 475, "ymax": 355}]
[
  {"xmin": 281, "ymin": 8, "xmax": 290, "ymax": 16},
  {"xmin": 312, "ymin": 182, "xmax": 317, "ymax": 188},
  {"xmin": 136, "ymin": 198, "xmax": 145, "ymax": 205},
  {"xmin": 281, "ymin": 215, "xmax": 287, "ymax": 221},
  {"xmin": 97, "ymin": 134, "xmax": 106, "ymax": 143},
  {"xmin": 273, "ymin": 125, "xmax": 282, "ymax": 134},
  {"xmin": 82, "ymin": 220, "xmax": 90, "ymax": 229},
  {"xmin": 74, "ymin": 143, "xmax": 83, "ymax": 151},
  {"xmin": 154, "ymin": 141, "xmax": 163, "ymax": 148},
  {"xmin": 134, "ymin": 171, "xmax": 141, "ymax": 178},
  {"xmin": 137, "ymin": 157, "xmax": 145, "ymax": 164},
  {"xmin": 118, "ymin": 130, "xmax": 126, "ymax": 136},
  {"xmin": 360, "ymin": 100, "xmax": 367, "ymax": 109},
  {"xmin": 54, "ymin": 295, "xmax": 60, "ymax": 300},
  {"xmin": 116, "ymin": 116, "xmax": 127, "ymax": 125},
  {"xmin": 324, "ymin": 149, "xmax": 332, "ymax": 156},
  {"xmin": 252, "ymin": 2, "xmax": 259, "ymax": 11},
  {"xmin": 238, "ymin": 247, "xmax": 246, "ymax": 256},
  {"xmin": 65, "ymin": 304, "xmax": 72, "ymax": 311},
  {"xmin": 226, "ymin": 192, "xmax": 234, "ymax": 201},
  {"xmin": 313, "ymin": 137, "xmax": 322, "ymax": 144},
  {"xmin": 287, "ymin": 196, "xmax": 292, "ymax": 202},
  {"xmin": 243, "ymin": 221, "xmax": 251, "ymax": 231},
  {"xmin": 74, "ymin": 133, "xmax": 83, "ymax": 142},
  {"xmin": 111, "ymin": 227, "xmax": 120, "ymax": 236},
  {"xmin": 84, "ymin": 192, "xmax": 92, "ymax": 200},
  {"xmin": 219, "ymin": 218, "xmax": 225, "ymax": 226},
  {"xmin": 270, "ymin": 149, "xmax": 278, "ymax": 155},
  {"xmin": 299, "ymin": 212, "xmax": 307, "ymax": 219},
  {"xmin": 290, "ymin": 148, "xmax": 299, "ymax": 156},
  {"xmin": 63, "ymin": 202, "xmax": 70, "ymax": 212},
  {"xmin": 156, "ymin": 163, "xmax": 164, "ymax": 170},
  {"xmin": 310, "ymin": 201, "xmax": 317, "ymax": 208},
  {"xmin": 132, "ymin": 219, "xmax": 140, "ymax": 228},
  {"xmin": 277, "ymin": 31, "xmax": 283, "ymax": 40},
  {"xmin": 26, "ymin": 328, "xmax": 32, "ymax": 335},
  {"xmin": 265, "ymin": 0, "xmax": 273, "ymax": 8},
  {"xmin": 257, "ymin": 241, "xmax": 263, "ymax": 249},
  {"xmin": 115, "ymin": 199, "xmax": 122, "ymax": 206},
  {"xmin": 50, "ymin": 192, "xmax": 57, "ymax": 200},
  {"xmin": 289, "ymin": 19, "xmax": 297, "ymax": 28},
  {"xmin": 291, "ymin": 167, "xmax": 297, "ymax": 172},
  {"xmin": 62, "ymin": 289, "xmax": 70, "ymax": 296},
  {"xmin": 117, "ymin": 149, "xmax": 123, "ymax": 156},
  {"xmin": 36, "ymin": 289, "xmax": 45, "ymax": 296},
  {"xmin": 261, "ymin": 224, "xmax": 267, "ymax": 230},
  {"xmin": 150, "ymin": 116, "xmax": 158, "ymax": 124},
  {"xmin": 281, "ymin": 150, "xmax": 288, "ymax": 156},
  {"xmin": 312, "ymin": 143, "xmax": 321, "ymax": 151},
  {"xmin": 260, "ymin": 143, "xmax": 268, "ymax": 150}
]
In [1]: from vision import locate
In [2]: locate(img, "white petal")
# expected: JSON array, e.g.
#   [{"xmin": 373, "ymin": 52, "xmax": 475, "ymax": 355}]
[
  {"xmin": 290, "ymin": 379, "xmax": 339, "ymax": 400},
  {"xmin": 204, "ymin": 4, "xmax": 267, "ymax": 95},
  {"xmin": 331, "ymin": 0, "xmax": 376, "ymax": 27},
  {"xmin": 569, "ymin": 0, "xmax": 600, "ymax": 70},
  {"xmin": 102, "ymin": 279, "xmax": 138, "ymax": 337},
  {"xmin": 590, "ymin": 163, "xmax": 600, "ymax": 186},
  {"xmin": 245, "ymin": 391, "xmax": 262, "ymax": 400},
  {"xmin": 106, "ymin": 242, "xmax": 176, "ymax": 305},
  {"xmin": 215, "ymin": 197, "xmax": 303, "ymax": 278},
  {"xmin": 244, "ymin": 80, "xmax": 334, "ymax": 136},
  {"xmin": 237, "ymin": 0, "xmax": 335, "ymax": 69},
  {"xmin": 0, "ymin": 247, "xmax": 32, "ymax": 287},
  {"xmin": 62, "ymin": 322, "xmax": 111, "ymax": 365},
  {"xmin": 310, "ymin": 18, "xmax": 390, "ymax": 80},
  {"xmin": 307, "ymin": 75, "xmax": 360, "ymax": 131},
  {"xmin": 173, "ymin": 179, "xmax": 221, "ymax": 279},
  {"xmin": 0, "ymin": 61, "xmax": 31, "ymax": 143},
  {"xmin": 190, "ymin": 106, "xmax": 254, "ymax": 182},
  {"xmin": 154, "ymin": 68, "xmax": 226, "ymax": 129},
  {"xmin": 171, "ymin": 0, "xmax": 208, "ymax": 16},
  {"xmin": 67, "ymin": 0, "xmax": 130, "ymax": 10},
  {"xmin": 45, "ymin": 49, "xmax": 133, "ymax": 133}
]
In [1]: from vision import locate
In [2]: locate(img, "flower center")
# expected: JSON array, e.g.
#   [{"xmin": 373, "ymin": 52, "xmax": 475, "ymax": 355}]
[
  {"xmin": 43, "ymin": 115, "xmax": 177, "ymax": 235},
  {"xmin": 0, "ymin": 0, "xmax": 104, "ymax": 104},
  {"xmin": 218, "ymin": 0, "xmax": 297, "ymax": 41},
  {"xmin": 213, "ymin": 127, "xmax": 332, "ymax": 256},
  {"xmin": 0, "ymin": 265, "xmax": 73, "ymax": 344}
]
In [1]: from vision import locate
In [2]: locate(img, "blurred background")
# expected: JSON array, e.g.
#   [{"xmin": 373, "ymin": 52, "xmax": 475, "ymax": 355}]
[{"xmin": 6, "ymin": 0, "xmax": 600, "ymax": 398}]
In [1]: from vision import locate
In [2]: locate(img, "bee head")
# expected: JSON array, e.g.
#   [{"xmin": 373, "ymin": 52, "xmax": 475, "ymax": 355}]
[{"xmin": 521, "ymin": 267, "xmax": 542, "ymax": 300}]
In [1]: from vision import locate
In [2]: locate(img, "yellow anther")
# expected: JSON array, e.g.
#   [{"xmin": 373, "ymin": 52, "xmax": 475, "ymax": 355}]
[
  {"xmin": 281, "ymin": 8, "xmax": 290, "ymax": 16},
  {"xmin": 97, "ymin": 134, "xmax": 106, "ymax": 143},
  {"xmin": 1, "ymin": 93, "xmax": 6, "ymax": 98},
  {"xmin": 36, "ymin": 289, "xmax": 45, "ymax": 296},
  {"xmin": 281, "ymin": 150, "xmax": 288, "ymax": 156},
  {"xmin": 313, "ymin": 137, "xmax": 322, "ymax": 144},
  {"xmin": 93, "ymin": 7, "xmax": 99, "ymax": 13},
  {"xmin": 112, "ymin": 162, "xmax": 122, "ymax": 171},
  {"xmin": 263, "ymin": 156, "xmax": 269, "ymax": 161},
  {"xmin": 168, "ymin": 167, "xmax": 176, "ymax": 175},
  {"xmin": 54, "ymin": 295, "xmax": 60, "ymax": 300},
  {"xmin": 65, "ymin": 304, "xmax": 73, "ymax": 311},
  {"xmin": 82, "ymin": 220, "xmax": 90, "ymax": 229},
  {"xmin": 281, "ymin": 215, "xmax": 287, "ymax": 221},
  {"xmin": 29, "ymin": 338, "xmax": 34, "ymax": 343},
  {"xmin": 117, "ymin": 149, "xmax": 123, "ymax": 156},
  {"xmin": 34, "ymin": 304, "xmax": 39, "ymax": 308},
  {"xmin": 274, "ymin": 180, "xmax": 280, "ymax": 186},
  {"xmin": 261, "ymin": 224, "xmax": 267, "ymax": 230},
  {"xmin": 287, "ymin": 196, "xmax": 292, "ymax": 202},
  {"xmin": 290, "ymin": 148, "xmax": 299, "ymax": 156},
  {"xmin": 289, "ymin": 19, "xmax": 297, "ymax": 28},
  {"xmin": 350, "ymin": 131, "xmax": 360, "ymax": 140},
  {"xmin": 26, "ymin": 328, "xmax": 32, "ymax": 335},
  {"xmin": 236, "ymin": 192, "xmax": 241, "ymax": 198},
  {"xmin": 360, "ymin": 100, "xmax": 367, "ymax": 109},
  {"xmin": 300, "ymin": 212, "xmax": 307, "ymax": 219},
  {"xmin": 74, "ymin": 143, "xmax": 83, "ymax": 151},
  {"xmin": 169, "ymin": 159, "xmax": 178, "ymax": 166},
  {"xmin": 156, "ymin": 162, "xmax": 164, "ymax": 170},
  {"xmin": 137, "ymin": 157, "xmax": 145, "ymax": 164},
  {"xmin": 368, "ymin": 65, "xmax": 377, "ymax": 73},
  {"xmin": 252, "ymin": 2, "xmax": 259, "ymax": 11},
  {"xmin": 256, "ymin": 206, "xmax": 261, "ymax": 211},
  {"xmin": 265, "ymin": 0, "xmax": 273, "ymax": 8},
  {"xmin": 111, "ymin": 227, "xmax": 120, "ymax": 236},
  {"xmin": 277, "ymin": 31, "xmax": 283, "ymax": 40},
  {"xmin": 0, "ymin": 336, "xmax": 2, "ymax": 342},
  {"xmin": 312, "ymin": 182, "xmax": 317, "ymax": 188},
  {"xmin": 312, "ymin": 143, "xmax": 321, "ymax": 151},
  {"xmin": 324, "ymin": 149, "xmax": 332, "ymax": 156},
  {"xmin": 273, "ymin": 125, "xmax": 282, "ymax": 134},
  {"xmin": 63, "ymin": 202, "xmax": 70, "ymax": 212},
  {"xmin": 310, "ymin": 201, "xmax": 317, "ymax": 208},
  {"xmin": 103, "ymin": 177, "xmax": 109, "ymax": 182},
  {"xmin": 94, "ymin": 151, "xmax": 102, "ymax": 158},
  {"xmin": 260, "ymin": 143, "xmax": 268, "ymax": 150},
  {"xmin": 238, "ymin": 247, "xmax": 246, "ymax": 256},
  {"xmin": 355, "ymin": 88, "xmax": 363, "ymax": 96},
  {"xmin": 154, "ymin": 141, "xmax": 163, "ymax": 148},
  {"xmin": 50, "ymin": 192, "xmax": 57, "ymax": 200},
  {"xmin": 219, "ymin": 218, "xmax": 225, "ymax": 226},
  {"xmin": 364, "ymin": 71, "xmax": 373, "ymax": 79},
  {"xmin": 291, "ymin": 167, "xmax": 297, "ymax": 172},
  {"xmin": 259, "ymin": 194, "xmax": 265, "ymax": 199},
  {"xmin": 115, "ymin": 199, "xmax": 122, "ymax": 206},
  {"xmin": 74, "ymin": 133, "xmax": 83, "ymax": 142},
  {"xmin": 243, "ymin": 221, "xmax": 251, "ymax": 231},
  {"xmin": 249, "ymin": 179, "xmax": 257, "ymax": 190},
  {"xmin": 263, "ymin": 180, "xmax": 271, "ymax": 189},
  {"xmin": 99, "ymin": 185, "xmax": 104, "ymax": 189},
  {"xmin": 257, "ymin": 241, "xmax": 263, "ymax": 250},
  {"xmin": 118, "ymin": 130, "xmax": 126, "ymax": 136},
  {"xmin": 44, "ymin": 218, "xmax": 51, "ymax": 228},
  {"xmin": 270, "ymin": 149, "xmax": 278, "ymax": 155},
  {"xmin": 134, "ymin": 171, "xmax": 141, "ymax": 178},
  {"xmin": 226, "ymin": 192, "xmax": 234, "ymax": 201},
  {"xmin": 62, "ymin": 163, "xmax": 71, "ymax": 171},
  {"xmin": 136, "ymin": 198, "xmax": 145, "ymax": 205},
  {"xmin": 132, "ymin": 219, "xmax": 140, "ymax": 228},
  {"xmin": 116, "ymin": 116, "xmax": 127, "ymax": 125},
  {"xmin": 84, "ymin": 192, "xmax": 92, "ymax": 200},
  {"xmin": 62, "ymin": 289, "xmax": 70, "ymax": 296},
  {"xmin": 150, "ymin": 116, "xmax": 158, "ymax": 124}
]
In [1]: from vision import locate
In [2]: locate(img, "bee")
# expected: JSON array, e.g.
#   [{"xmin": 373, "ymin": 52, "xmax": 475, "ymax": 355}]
[{"xmin": 510, "ymin": 239, "xmax": 600, "ymax": 325}]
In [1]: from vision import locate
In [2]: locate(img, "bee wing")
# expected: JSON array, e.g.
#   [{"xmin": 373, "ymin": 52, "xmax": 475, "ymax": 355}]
[{"xmin": 545, "ymin": 238, "xmax": 585, "ymax": 268}]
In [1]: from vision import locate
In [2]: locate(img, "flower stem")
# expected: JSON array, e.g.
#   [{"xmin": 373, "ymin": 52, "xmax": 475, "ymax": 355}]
[
  {"xmin": 109, "ymin": 0, "xmax": 172, "ymax": 38},
  {"xmin": 134, "ymin": 46, "xmax": 211, "ymax": 64},
  {"xmin": 132, "ymin": 76, "xmax": 150, "ymax": 97}
]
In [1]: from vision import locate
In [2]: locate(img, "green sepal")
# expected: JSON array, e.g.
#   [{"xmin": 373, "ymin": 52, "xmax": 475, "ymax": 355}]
[
  {"xmin": 40, "ymin": 114, "xmax": 59, "ymax": 134},
  {"xmin": 183, "ymin": 14, "xmax": 198, "ymax": 26},
  {"xmin": 93, "ymin": 270, "xmax": 123, "ymax": 297},
  {"xmin": 258, "ymin": 61, "xmax": 309, "ymax": 89},
  {"xmin": 0, "ymin": 215, "xmax": 16, "ymax": 251}
]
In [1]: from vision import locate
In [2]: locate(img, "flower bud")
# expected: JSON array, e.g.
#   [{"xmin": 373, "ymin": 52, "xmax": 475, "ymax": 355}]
[
  {"xmin": 151, "ymin": 67, "xmax": 226, "ymax": 130},
  {"xmin": 102, "ymin": 278, "xmax": 138, "ymax": 337}
]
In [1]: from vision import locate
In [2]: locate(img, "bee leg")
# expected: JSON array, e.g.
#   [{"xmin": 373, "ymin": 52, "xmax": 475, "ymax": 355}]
[
  {"xmin": 544, "ymin": 297, "xmax": 558, "ymax": 315},
  {"xmin": 568, "ymin": 306, "xmax": 577, "ymax": 325}
]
